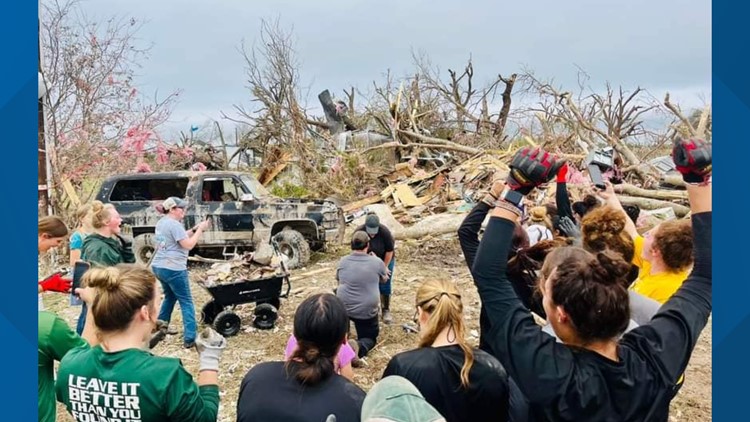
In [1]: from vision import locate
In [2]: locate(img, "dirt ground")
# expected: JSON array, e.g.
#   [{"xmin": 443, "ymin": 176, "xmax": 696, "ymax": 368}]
[{"xmin": 48, "ymin": 235, "xmax": 711, "ymax": 422}]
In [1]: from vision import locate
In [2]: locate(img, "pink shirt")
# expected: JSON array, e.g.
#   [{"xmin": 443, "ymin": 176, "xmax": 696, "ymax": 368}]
[{"xmin": 284, "ymin": 335, "xmax": 356, "ymax": 372}]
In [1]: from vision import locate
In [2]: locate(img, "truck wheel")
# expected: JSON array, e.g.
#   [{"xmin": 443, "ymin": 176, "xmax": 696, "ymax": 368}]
[
  {"xmin": 273, "ymin": 230, "xmax": 310, "ymax": 269},
  {"xmin": 133, "ymin": 234, "xmax": 155, "ymax": 265},
  {"xmin": 213, "ymin": 311, "xmax": 242, "ymax": 337},
  {"xmin": 253, "ymin": 303, "xmax": 278, "ymax": 330}
]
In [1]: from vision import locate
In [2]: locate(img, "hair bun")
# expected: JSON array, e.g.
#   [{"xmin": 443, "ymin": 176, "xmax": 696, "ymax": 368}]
[{"xmin": 594, "ymin": 251, "xmax": 631, "ymax": 283}]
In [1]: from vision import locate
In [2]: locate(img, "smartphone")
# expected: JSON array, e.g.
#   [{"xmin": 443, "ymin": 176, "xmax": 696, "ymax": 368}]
[
  {"xmin": 70, "ymin": 261, "xmax": 90, "ymax": 306},
  {"xmin": 588, "ymin": 164, "xmax": 607, "ymax": 190}
]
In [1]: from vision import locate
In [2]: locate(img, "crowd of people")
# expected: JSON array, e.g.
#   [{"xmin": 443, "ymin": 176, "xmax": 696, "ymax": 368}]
[{"xmin": 37, "ymin": 138, "xmax": 712, "ymax": 422}]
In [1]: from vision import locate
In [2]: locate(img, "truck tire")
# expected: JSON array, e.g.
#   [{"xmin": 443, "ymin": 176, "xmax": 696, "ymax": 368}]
[
  {"xmin": 133, "ymin": 234, "xmax": 155, "ymax": 265},
  {"xmin": 273, "ymin": 229, "xmax": 310, "ymax": 269}
]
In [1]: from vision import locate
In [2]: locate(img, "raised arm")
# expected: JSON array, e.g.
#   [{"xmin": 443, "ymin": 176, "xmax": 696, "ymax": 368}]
[
  {"xmin": 457, "ymin": 180, "xmax": 503, "ymax": 273},
  {"xmin": 471, "ymin": 149, "xmax": 575, "ymax": 403},
  {"xmin": 625, "ymin": 138, "xmax": 712, "ymax": 381},
  {"xmin": 555, "ymin": 163, "xmax": 574, "ymax": 221}
]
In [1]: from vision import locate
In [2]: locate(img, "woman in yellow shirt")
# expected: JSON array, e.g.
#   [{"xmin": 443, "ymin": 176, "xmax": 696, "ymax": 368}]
[{"xmin": 599, "ymin": 184, "xmax": 693, "ymax": 303}]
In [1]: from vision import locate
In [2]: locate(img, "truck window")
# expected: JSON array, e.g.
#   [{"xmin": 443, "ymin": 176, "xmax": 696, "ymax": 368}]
[
  {"xmin": 109, "ymin": 178, "xmax": 189, "ymax": 202},
  {"xmin": 201, "ymin": 177, "xmax": 246, "ymax": 202}
]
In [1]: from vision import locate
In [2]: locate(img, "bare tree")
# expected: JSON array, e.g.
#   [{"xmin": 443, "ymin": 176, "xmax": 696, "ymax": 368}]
[{"xmin": 41, "ymin": 0, "xmax": 180, "ymax": 210}]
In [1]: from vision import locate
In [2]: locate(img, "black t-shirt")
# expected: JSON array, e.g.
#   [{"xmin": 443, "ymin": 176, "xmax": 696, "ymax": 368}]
[
  {"xmin": 355, "ymin": 223, "xmax": 395, "ymax": 261},
  {"xmin": 236, "ymin": 361, "xmax": 366, "ymax": 422},
  {"xmin": 383, "ymin": 345, "xmax": 510, "ymax": 422},
  {"xmin": 472, "ymin": 213, "xmax": 712, "ymax": 421}
]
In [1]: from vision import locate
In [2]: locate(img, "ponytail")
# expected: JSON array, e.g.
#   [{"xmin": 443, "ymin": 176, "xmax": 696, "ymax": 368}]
[
  {"xmin": 416, "ymin": 280, "xmax": 474, "ymax": 388},
  {"xmin": 285, "ymin": 294, "xmax": 348, "ymax": 386}
]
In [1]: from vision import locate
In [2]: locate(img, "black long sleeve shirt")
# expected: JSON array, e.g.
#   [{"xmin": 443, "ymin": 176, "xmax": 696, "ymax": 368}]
[
  {"xmin": 471, "ymin": 213, "xmax": 712, "ymax": 422},
  {"xmin": 556, "ymin": 182, "xmax": 574, "ymax": 222}
]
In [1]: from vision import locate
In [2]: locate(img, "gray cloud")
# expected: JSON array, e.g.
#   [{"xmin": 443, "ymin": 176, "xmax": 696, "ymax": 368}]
[{"xmin": 78, "ymin": 0, "xmax": 711, "ymax": 135}]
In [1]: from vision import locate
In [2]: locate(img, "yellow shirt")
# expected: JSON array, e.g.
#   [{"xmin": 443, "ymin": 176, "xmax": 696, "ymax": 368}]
[{"xmin": 630, "ymin": 236, "xmax": 690, "ymax": 304}]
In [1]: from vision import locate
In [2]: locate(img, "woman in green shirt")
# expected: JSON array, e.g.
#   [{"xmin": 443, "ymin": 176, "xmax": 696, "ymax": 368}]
[{"xmin": 56, "ymin": 264, "xmax": 226, "ymax": 422}]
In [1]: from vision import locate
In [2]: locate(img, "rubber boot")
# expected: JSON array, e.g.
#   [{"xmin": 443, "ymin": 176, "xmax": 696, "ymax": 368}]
[{"xmin": 381, "ymin": 294, "xmax": 393, "ymax": 324}]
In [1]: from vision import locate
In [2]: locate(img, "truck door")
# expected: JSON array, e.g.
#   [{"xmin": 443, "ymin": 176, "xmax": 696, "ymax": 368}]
[{"xmin": 195, "ymin": 176, "xmax": 255, "ymax": 245}]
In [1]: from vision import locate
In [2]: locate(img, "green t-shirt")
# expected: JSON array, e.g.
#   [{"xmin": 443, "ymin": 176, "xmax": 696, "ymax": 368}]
[
  {"xmin": 55, "ymin": 346, "xmax": 219, "ymax": 422},
  {"xmin": 38, "ymin": 311, "xmax": 88, "ymax": 422}
]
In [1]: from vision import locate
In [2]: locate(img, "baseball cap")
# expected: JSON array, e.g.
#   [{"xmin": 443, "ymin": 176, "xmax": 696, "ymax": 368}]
[
  {"xmin": 365, "ymin": 214, "xmax": 380, "ymax": 235},
  {"xmin": 162, "ymin": 197, "xmax": 188, "ymax": 211},
  {"xmin": 361, "ymin": 376, "xmax": 445, "ymax": 422}
]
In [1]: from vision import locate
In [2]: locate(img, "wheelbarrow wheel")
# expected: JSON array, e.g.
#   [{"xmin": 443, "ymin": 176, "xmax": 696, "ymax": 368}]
[
  {"xmin": 213, "ymin": 311, "xmax": 242, "ymax": 337},
  {"xmin": 256, "ymin": 297, "xmax": 281, "ymax": 310},
  {"xmin": 253, "ymin": 303, "xmax": 278, "ymax": 330},
  {"xmin": 201, "ymin": 300, "xmax": 224, "ymax": 325}
]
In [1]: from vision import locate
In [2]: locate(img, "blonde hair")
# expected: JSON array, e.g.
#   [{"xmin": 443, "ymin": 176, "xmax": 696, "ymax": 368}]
[
  {"xmin": 75, "ymin": 203, "xmax": 93, "ymax": 230},
  {"xmin": 38, "ymin": 216, "xmax": 68, "ymax": 237},
  {"xmin": 83, "ymin": 264, "xmax": 156, "ymax": 333},
  {"xmin": 416, "ymin": 280, "xmax": 474, "ymax": 388},
  {"xmin": 90, "ymin": 201, "xmax": 116, "ymax": 229}
]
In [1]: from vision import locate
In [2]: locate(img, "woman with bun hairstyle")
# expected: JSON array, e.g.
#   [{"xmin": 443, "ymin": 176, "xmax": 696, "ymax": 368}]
[
  {"xmin": 55, "ymin": 265, "xmax": 226, "ymax": 422},
  {"xmin": 237, "ymin": 293, "xmax": 366, "ymax": 422},
  {"xmin": 76, "ymin": 201, "xmax": 135, "ymax": 334},
  {"xmin": 472, "ymin": 140, "xmax": 712, "ymax": 420},
  {"xmin": 383, "ymin": 279, "xmax": 509, "ymax": 422},
  {"xmin": 580, "ymin": 205, "xmax": 661, "ymax": 325}
]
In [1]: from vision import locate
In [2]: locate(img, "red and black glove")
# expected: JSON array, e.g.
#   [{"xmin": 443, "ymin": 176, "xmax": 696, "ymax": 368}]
[
  {"xmin": 39, "ymin": 273, "xmax": 72, "ymax": 293},
  {"xmin": 506, "ymin": 147, "xmax": 564, "ymax": 195},
  {"xmin": 672, "ymin": 137, "xmax": 712, "ymax": 185}
]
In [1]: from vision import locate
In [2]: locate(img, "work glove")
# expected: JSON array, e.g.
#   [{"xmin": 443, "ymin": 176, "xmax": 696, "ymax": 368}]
[
  {"xmin": 39, "ymin": 273, "xmax": 72, "ymax": 293},
  {"xmin": 506, "ymin": 147, "xmax": 565, "ymax": 195},
  {"xmin": 672, "ymin": 137, "xmax": 712, "ymax": 185},
  {"xmin": 195, "ymin": 328, "xmax": 227, "ymax": 372},
  {"xmin": 558, "ymin": 216, "xmax": 582, "ymax": 241}
]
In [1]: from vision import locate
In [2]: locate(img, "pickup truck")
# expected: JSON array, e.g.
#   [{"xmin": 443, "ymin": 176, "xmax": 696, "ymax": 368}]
[{"xmin": 95, "ymin": 171, "xmax": 345, "ymax": 269}]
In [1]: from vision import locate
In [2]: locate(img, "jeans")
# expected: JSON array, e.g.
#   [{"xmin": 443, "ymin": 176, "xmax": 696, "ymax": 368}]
[
  {"xmin": 76, "ymin": 304, "xmax": 87, "ymax": 335},
  {"xmin": 379, "ymin": 257, "xmax": 396, "ymax": 295},
  {"xmin": 350, "ymin": 316, "xmax": 379, "ymax": 358},
  {"xmin": 152, "ymin": 266, "xmax": 197, "ymax": 343}
]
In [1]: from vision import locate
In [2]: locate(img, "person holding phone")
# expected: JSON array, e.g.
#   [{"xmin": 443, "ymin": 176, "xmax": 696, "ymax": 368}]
[{"xmin": 151, "ymin": 197, "xmax": 210, "ymax": 348}]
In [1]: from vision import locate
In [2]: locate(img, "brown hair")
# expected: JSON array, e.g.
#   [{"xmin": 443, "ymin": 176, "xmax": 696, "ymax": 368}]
[
  {"xmin": 652, "ymin": 220, "xmax": 693, "ymax": 272},
  {"xmin": 83, "ymin": 264, "xmax": 157, "ymax": 333},
  {"xmin": 90, "ymin": 200, "xmax": 115, "ymax": 229},
  {"xmin": 286, "ymin": 294, "xmax": 349, "ymax": 385},
  {"xmin": 38, "ymin": 216, "xmax": 69, "ymax": 238},
  {"xmin": 416, "ymin": 280, "xmax": 474, "ymax": 388},
  {"xmin": 581, "ymin": 206, "xmax": 635, "ymax": 262},
  {"xmin": 543, "ymin": 247, "xmax": 631, "ymax": 342},
  {"xmin": 572, "ymin": 195, "xmax": 600, "ymax": 219}
]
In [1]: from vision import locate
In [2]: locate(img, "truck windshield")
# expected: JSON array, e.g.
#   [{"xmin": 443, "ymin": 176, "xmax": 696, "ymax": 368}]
[{"xmin": 240, "ymin": 175, "xmax": 271, "ymax": 197}]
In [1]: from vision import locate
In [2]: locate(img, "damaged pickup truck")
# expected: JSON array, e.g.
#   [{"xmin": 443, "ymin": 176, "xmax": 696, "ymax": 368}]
[{"xmin": 95, "ymin": 171, "xmax": 345, "ymax": 269}]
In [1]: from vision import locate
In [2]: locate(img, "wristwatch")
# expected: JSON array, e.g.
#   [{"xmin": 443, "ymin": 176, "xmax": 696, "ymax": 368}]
[{"xmin": 499, "ymin": 187, "xmax": 524, "ymax": 209}]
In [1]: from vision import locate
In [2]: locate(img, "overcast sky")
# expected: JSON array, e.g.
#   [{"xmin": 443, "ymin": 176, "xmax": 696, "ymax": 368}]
[{"xmin": 77, "ymin": 0, "xmax": 711, "ymax": 137}]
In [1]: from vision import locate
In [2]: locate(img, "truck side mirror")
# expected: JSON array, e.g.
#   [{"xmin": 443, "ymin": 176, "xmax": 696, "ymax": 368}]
[{"xmin": 240, "ymin": 193, "xmax": 255, "ymax": 202}]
